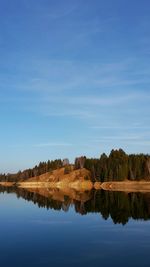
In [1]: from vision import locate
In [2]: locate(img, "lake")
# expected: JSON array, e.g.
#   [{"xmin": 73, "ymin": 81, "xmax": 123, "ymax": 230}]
[{"xmin": 0, "ymin": 186, "xmax": 150, "ymax": 267}]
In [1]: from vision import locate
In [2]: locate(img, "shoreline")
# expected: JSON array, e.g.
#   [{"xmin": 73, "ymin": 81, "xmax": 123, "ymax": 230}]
[
  {"xmin": 1, "ymin": 180, "xmax": 150, "ymax": 193},
  {"xmin": 99, "ymin": 181, "xmax": 150, "ymax": 193},
  {"xmin": 0, "ymin": 182, "xmax": 15, "ymax": 187}
]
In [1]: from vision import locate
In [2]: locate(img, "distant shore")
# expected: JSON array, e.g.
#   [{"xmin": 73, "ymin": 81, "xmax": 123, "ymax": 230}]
[
  {"xmin": 95, "ymin": 181, "xmax": 150, "ymax": 193},
  {"xmin": 1, "ymin": 180, "xmax": 150, "ymax": 193}
]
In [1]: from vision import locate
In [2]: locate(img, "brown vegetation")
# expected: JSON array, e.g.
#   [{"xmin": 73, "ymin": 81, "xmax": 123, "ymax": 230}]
[{"xmin": 19, "ymin": 167, "xmax": 93, "ymax": 190}]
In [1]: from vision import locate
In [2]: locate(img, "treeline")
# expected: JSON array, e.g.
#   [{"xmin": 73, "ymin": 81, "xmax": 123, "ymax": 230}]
[
  {"xmin": 75, "ymin": 149, "xmax": 150, "ymax": 181},
  {"xmin": 0, "ymin": 159, "xmax": 63, "ymax": 182},
  {"xmin": 1, "ymin": 149, "xmax": 150, "ymax": 182}
]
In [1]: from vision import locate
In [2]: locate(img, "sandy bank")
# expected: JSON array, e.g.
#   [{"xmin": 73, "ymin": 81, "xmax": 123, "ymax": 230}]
[
  {"xmin": 18, "ymin": 180, "xmax": 150, "ymax": 193},
  {"xmin": 18, "ymin": 180, "xmax": 93, "ymax": 190},
  {"xmin": 0, "ymin": 182, "xmax": 15, "ymax": 187},
  {"xmin": 99, "ymin": 181, "xmax": 150, "ymax": 192}
]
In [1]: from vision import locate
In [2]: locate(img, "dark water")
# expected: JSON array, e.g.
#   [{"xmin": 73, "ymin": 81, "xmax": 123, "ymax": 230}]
[{"xmin": 0, "ymin": 186, "xmax": 150, "ymax": 267}]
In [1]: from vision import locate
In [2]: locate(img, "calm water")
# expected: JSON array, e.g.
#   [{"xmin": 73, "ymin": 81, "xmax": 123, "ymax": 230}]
[{"xmin": 0, "ymin": 187, "xmax": 150, "ymax": 267}]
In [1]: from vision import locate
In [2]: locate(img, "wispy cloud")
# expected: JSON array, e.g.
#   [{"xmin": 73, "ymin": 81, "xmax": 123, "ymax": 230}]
[
  {"xmin": 2, "ymin": 57, "xmax": 150, "ymax": 94},
  {"xmin": 45, "ymin": 4, "xmax": 79, "ymax": 20},
  {"xmin": 20, "ymin": 0, "xmax": 80, "ymax": 20},
  {"xmin": 43, "ymin": 92, "xmax": 149, "ymax": 107},
  {"xmin": 90, "ymin": 137, "xmax": 150, "ymax": 147},
  {"xmin": 92, "ymin": 135, "xmax": 142, "ymax": 141},
  {"xmin": 9, "ymin": 142, "xmax": 73, "ymax": 149},
  {"xmin": 91, "ymin": 126, "xmax": 150, "ymax": 130},
  {"xmin": 43, "ymin": 109, "xmax": 96, "ymax": 119},
  {"xmin": 33, "ymin": 142, "xmax": 73, "ymax": 148}
]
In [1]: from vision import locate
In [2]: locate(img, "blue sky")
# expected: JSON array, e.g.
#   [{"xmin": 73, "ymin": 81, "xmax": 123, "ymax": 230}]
[{"xmin": 0, "ymin": 0, "xmax": 150, "ymax": 173}]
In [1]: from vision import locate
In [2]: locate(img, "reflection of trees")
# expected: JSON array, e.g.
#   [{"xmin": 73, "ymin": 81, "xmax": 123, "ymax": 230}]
[
  {"xmin": 1, "ymin": 186, "xmax": 150, "ymax": 225},
  {"xmin": 84, "ymin": 191, "xmax": 150, "ymax": 225}
]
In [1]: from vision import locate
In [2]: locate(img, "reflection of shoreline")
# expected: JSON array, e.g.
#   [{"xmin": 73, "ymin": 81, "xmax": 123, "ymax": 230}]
[
  {"xmin": 24, "ymin": 187, "xmax": 93, "ymax": 203},
  {"xmin": 2, "ymin": 180, "xmax": 150, "ymax": 193},
  {"xmin": 1, "ymin": 185, "xmax": 150, "ymax": 225}
]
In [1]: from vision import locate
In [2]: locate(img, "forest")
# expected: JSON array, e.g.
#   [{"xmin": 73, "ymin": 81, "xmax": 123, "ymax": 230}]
[
  {"xmin": 0, "ymin": 149, "xmax": 150, "ymax": 182},
  {"xmin": 0, "ymin": 159, "xmax": 63, "ymax": 182},
  {"xmin": 82, "ymin": 149, "xmax": 150, "ymax": 182}
]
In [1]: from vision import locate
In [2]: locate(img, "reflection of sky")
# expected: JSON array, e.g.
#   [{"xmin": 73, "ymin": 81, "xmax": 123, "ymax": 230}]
[{"xmin": 0, "ymin": 193, "xmax": 150, "ymax": 267}]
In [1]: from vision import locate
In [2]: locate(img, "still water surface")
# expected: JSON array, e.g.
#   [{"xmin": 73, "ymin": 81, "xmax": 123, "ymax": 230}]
[{"xmin": 0, "ymin": 187, "xmax": 150, "ymax": 267}]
